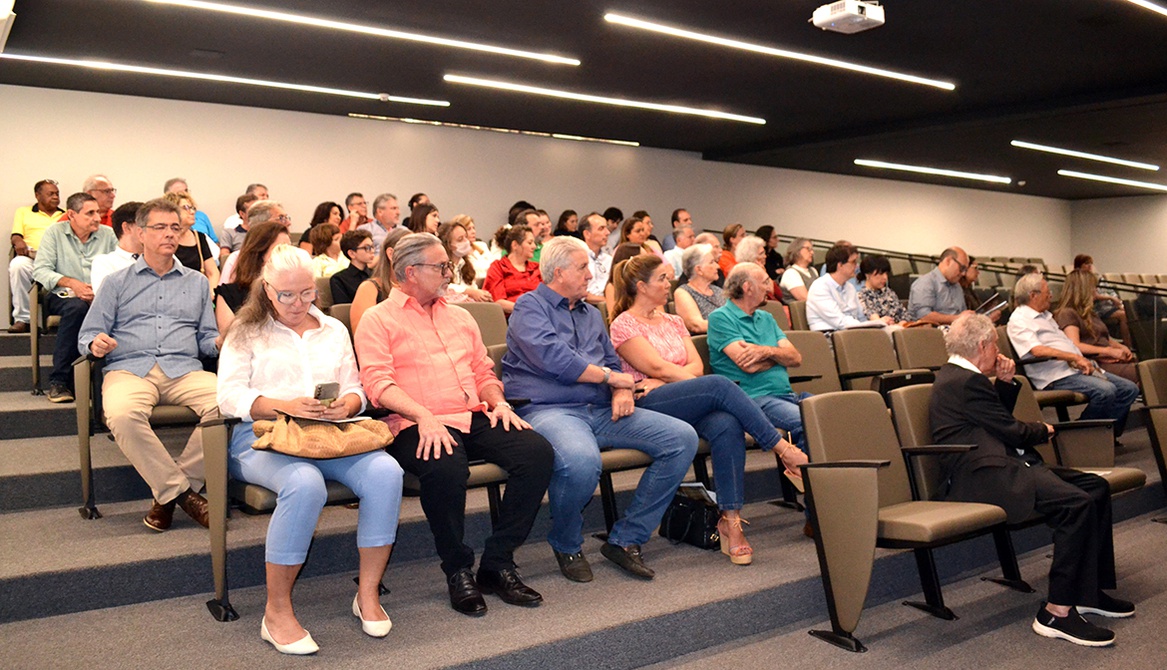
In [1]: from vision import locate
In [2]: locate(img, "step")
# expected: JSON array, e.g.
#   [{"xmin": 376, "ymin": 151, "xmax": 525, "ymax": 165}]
[
  {"xmin": 0, "ymin": 390, "xmax": 81, "ymax": 440},
  {"xmin": 0, "ymin": 332, "xmax": 56, "ymax": 357},
  {"xmin": 0, "ymin": 355, "xmax": 52, "ymax": 392}
]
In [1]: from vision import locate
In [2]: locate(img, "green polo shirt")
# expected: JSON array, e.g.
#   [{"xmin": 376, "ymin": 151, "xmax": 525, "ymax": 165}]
[
  {"xmin": 707, "ymin": 299, "xmax": 793, "ymax": 398},
  {"xmin": 531, "ymin": 242, "xmax": 544, "ymax": 263},
  {"xmin": 31, "ymin": 220, "xmax": 117, "ymax": 291}
]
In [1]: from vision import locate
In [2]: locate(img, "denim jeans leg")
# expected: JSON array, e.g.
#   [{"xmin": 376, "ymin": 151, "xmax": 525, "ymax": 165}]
[
  {"xmin": 520, "ymin": 405, "xmax": 602, "ymax": 555},
  {"xmin": 693, "ymin": 411, "xmax": 746, "ymax": 510},
  {"xmin": 1047, "ymin": 371, "xmax": 1139, "ymax": 435},
  {"xmin": 47, "ymin": 293, "xmax": 89, "ymax": 387},
  {"xmin": 753, "ymin": 394, "xmax": 809, "ymax": 454},
  {"xmin": 593, "ymin": 407, "xmax": 699, "ymax": 547}
]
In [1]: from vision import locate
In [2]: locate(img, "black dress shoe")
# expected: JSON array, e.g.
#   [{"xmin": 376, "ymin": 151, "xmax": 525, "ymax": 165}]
[
  {"xmin": 447, "ymin": 568, "xmax": 487, "ymax": 617},
  {"xmin": 600, "ymin": 542, "xmax": 655, "ymax": 580},
  {"xmin": 477, "ymin": 567, "xmax": 543, "ymax": 607},
  {"xmin": 553, "ymin": 550, "xmax": 594, "ymax": 583}
]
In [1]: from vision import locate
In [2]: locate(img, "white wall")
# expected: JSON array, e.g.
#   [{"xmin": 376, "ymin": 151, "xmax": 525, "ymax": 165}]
[
  {"xmin": 1071, "ymin": 195, "xmax": 1167, "ymax": 274},
  {"xmin": 2, "ymin": 83, "xmax": 1073, "ymax": 302}
]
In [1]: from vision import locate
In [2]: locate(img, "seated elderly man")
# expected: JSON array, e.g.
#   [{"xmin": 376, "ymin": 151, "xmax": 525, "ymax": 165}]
[
  {"xmin": 1008, "ymin": 273, "xmax": 1138, "ymax": 436},
  {"xmin": 806, "ymin": 243, "xmax": 895, "ymax": 332},
  {"xmin": 907, "ymin": 247, "xmax": 974, "ymax": 325},
  {"xmin": 933, "ymin": 313, "xmax": 1130, "ymax": 646},
  {"xmin": 708, "ymin": 263, "xmax": 811, "ymax": 458},
  {"xmin": 77, "ymin": 198, "xmax": 220, "ymax": 531},
  {"xmin": 9, "ymin": 179, "xmax": 64, "ymax": 333},
  {"xmin": 356, "ymin": 233, "xmax": 554, "ymax": 616},
  {"xmin": 502, "ymin": 236, "xmax": 698, "ymax": 582}
]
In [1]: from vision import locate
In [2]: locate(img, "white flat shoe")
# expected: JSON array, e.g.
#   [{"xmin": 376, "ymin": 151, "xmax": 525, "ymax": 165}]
[
  {"xmin": 352, "ymin": 594, "xmax": 393, "ymax": 638},
  {"xmin": 260, "ymin": 616, "xmax": 319, "ymax": 655}
]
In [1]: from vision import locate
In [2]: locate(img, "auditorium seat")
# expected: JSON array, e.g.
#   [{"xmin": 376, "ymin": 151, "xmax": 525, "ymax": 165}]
[
  {"xmin": 892, "ymin": 327, "xmax": 947, "ymax": 371},
  {"xmin": 783, "ymin": 330, "xmax": 841, "ymax": 395},
  {"xmin": 995, "ymin": 325, "xmax": 1086, "ymax": 421},
  {"xmin": 758, "ymin": 300, "xmax": 791, "ymax": 331},
  {"xmin": 314, "ymin": 276, "xmax": 333, "ymax": 312},
  {"xmin": 455, "ymin": 301, "xmax": 508, "ymax": 347},
  {"xmin": 831, "ymin": 329, "xmax": 933, "ymax": 396},
  {"xmin": 28, "ymin": 283, "xmax": 60, "ymax": 394},
  {"xmin": 788, "ymin": 300, "xmax": 808, "ymax": 331},
  {"xmin": 1136, "ymin": 360, "xmax": 1167, "ymax": 521}
]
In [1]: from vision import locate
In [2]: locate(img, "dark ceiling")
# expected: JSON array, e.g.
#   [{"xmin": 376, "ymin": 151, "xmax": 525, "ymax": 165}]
[{"xmin": 4, "ymin": 0, "xmax": 1167, "ymax": 199}]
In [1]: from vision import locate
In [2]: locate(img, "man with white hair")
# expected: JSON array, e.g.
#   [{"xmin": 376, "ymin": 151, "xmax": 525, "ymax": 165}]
[
  {"xmin": 356, "ymin": 233, "xmax": 554, "ymax": 617},
  {"xmin": 662, "ymin": 225, "xmax": 695, "ymax": 278},
  {"xmin": 218, "ymin": 200, "xmax": 291, "ymax": 285},
  {"xmin": 83, "ymin": 174, "xmax": 117, "ymax": 228},
  {"xmin": 219, "ymin": 183, "xmax": 268, "ymax": 236},
  {"xmin": 933, "ymin": 313, "xmax": 1130, "ymax": 646},
  {"xmin": 502, "ymin": 236, "xmax": 698, "ymax": 582},
  {"xmin": 358, "ymin": 193, "xmax": 401, "ymax": 251},
  {"xmin": 1007, "ymin": 273, "xmax": 1138, "ymax": 435}
]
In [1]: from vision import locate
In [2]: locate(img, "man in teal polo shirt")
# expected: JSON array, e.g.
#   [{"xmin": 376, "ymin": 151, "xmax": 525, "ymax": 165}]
[{"xmin": 708, "ymin": 262, "xmax": 811, "ymax": 452}]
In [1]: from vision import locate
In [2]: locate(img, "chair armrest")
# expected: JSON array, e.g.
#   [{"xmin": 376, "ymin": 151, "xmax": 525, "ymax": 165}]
[
  {"xmin": 361, "ymin": 407, "xmax": 391, "ymax": 420},
  {"xmin": 788, "ymin": 373, "xmax": 823, "ymax": 383},
  {"xmin": 200, "ymin": 416, "xmax": 243, "ymax": 429},
  {"xmin": 1050, "ymin": 419, "xmax": 1114, "ymax": 431},
  {"xmin": 901, "ymin": 444, "xmax": 978, "ymax": 456},
  {"xmin": 1141, "ymin": 404, "xmax": 1167, "ymax": 412},
  {"xmin": 838, "ymin": 369, "xmax": 892, "ymax": 380},
  {"xmin": 800, "ymin": 460, "xmax": 891, "ymax": 471}
]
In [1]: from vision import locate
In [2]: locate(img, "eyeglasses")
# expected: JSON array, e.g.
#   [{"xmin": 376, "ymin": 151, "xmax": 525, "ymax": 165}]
[
  {"xmin": 274, "ymin": 214, "xmax": 292, "ymax": 224},
  {"xmin": 180, "ymin": 204, "xmax": 197, "ymax": 212},
  {"xmin": 93, "ymin": 188, "xmax": 117, "ymax": 196},
  {"xmin": 144, "ymin": 223, "xmax": 183, "ymax": 233},
  {"xmin": 355, "ymin": 244, "xmax": 376, "ymax": 252},
  {"xmin": 414, "ymin": 262, "xmax": 454, "ymax": 275},
  {"xmin": 269, "ymin": 287, "xmax": 319, "ymax": 305}
]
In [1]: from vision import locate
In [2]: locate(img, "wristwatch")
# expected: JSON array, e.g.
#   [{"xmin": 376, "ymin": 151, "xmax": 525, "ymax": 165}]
[
  {"xmin": 494, "ymin": 401, "xmax": 513, "ymax": 411},
  {"xmin": 601, "ymin": 366, "xmax": 612, "ymax": 384}
]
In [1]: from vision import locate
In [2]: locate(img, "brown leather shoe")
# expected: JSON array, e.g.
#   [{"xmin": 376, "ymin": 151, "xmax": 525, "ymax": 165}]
[
  {"xmin": 176, "ymin": 489, "xmax": 210, "ymax": 528},
  {"xmin": 144, "ymin": 500, "xmax": 176, "ymax": 532},
  {"xmin": 803, "ymin": 521, "xmax": 815, "ymax": 539},
  {"xmin": 7, "ymin": 321, "xmax": 29, "ymax": 333}
]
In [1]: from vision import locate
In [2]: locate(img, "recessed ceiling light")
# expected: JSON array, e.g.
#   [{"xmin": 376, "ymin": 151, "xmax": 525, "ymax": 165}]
[
  {"xmin": 604, "ymin": 12, "xmax": 955, "ymax": 91},
  {"xmin": 1121, "ymin": 0, "xmax": 1167, "ymax": 19},
  {"xmin": 854, "ymin": 159, "xmax": 1012, "ymax": 184},
  {"xmin": 349, "ymin": 113, "xmax": 640, "ymax": 146},
  {"xmin": 1011, "ymin": 140, "xmax": 1159, "ymax": 171},
  {"xmin": 443, "ymin": 73, "xmax": 765, "ymax": 125},
  {"xmin": 0, "ymin": 52, "xmax": 450, "ymax": 106},
  {"xmin": 143, "ymin": 0, "xmax": 580, "ymax": 66},
  {"xmin": 1057, "ymin": 169, "xmax": 1167, "ymax": 192}
]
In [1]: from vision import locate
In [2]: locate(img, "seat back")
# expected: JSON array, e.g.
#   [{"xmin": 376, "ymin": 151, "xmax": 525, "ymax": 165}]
[
  {"xmin": 1138, "ymin": 359, "xmax": 1167, "ymax": 407},
  {"xmin": 1010, "ymin": 376, "xmax": 1057, "ymax": 463},
  {"xmin": 783, "ymin": 331, "xmax": 842, "ymax": 394},
  {"xmin": 893, "ymin": 327, "xmax": 947, "ymax": 371},
  {"xmin": 1122, "ymin": 272, "xmax": 1143, "ymax": 285},
  {"xmin": 801, "ymin": 390, "xmax": 913, "ymax": 508},
  {"xmin": 329, "ymin": 303, "xmax": 352, "ymax": 337},
  {"xmin": 995, "ymin": 325, "xmax": 1017, "ymax": 361},
  {"xmin": 887, "ymin": 384, "xmax": 946, "ymax": 501},
  {"xmin": 888, "ymin": 257, "xmax": 913, "ymax": 277},
  {"xmin": 832, "ymin": 329, "xmax": 900, "ymax": 390},
  {"xmin": 487, "ymin": 343, "xmax": 507, "ymax": 379},
  {"xmin": 455, "ymin": 301, "xmax": 508, "ymax": 347},
  {"xmin": 314, "ymin": 276, "xmax": 333, "ymax": 311},
  {"xmin": 690, "ymin": 334, "xmax": 711, "ymax": 375},
  {"xmin": 788, "ymin": 300, "xmax": 808, "ymax": 330},
  {"xmin": 758, "ymin": 300, "xmax": 791, "ymax": 331}
]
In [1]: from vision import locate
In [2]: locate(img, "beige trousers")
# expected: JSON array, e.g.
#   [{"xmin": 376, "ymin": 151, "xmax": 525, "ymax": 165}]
[{"xmin": 102, "ymin": 364, "xmax": 220, "ymax": 504}]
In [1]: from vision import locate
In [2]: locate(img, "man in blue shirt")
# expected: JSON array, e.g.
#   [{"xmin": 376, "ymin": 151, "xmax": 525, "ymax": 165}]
[
  {"xmin": 907, "ymin": 247, "xmax": 974, "ymax": 325},
  {"xmin": 503, "ymin": 236, "xmax": 698, "ymax": 582},
  {"xmin": 78, "ymin": 198, "xmax": 220, "ymax": 532}
]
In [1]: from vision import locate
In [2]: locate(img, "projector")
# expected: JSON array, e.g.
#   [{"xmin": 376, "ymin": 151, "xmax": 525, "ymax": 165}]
[{"xmin": 812, "ymin": 1, "xmax": 885, "ymax": 34}]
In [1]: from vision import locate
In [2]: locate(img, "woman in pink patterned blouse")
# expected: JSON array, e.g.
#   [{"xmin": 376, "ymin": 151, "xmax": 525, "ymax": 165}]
[{"xmin": 608, "ymin": 255, "xmax": 808, "ymax": 565}]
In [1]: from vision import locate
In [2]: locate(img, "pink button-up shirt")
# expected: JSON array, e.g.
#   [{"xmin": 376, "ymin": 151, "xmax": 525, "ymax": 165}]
[{"xmin": 356, "ymin": 287, "xmax": 503, "ymax": 435}]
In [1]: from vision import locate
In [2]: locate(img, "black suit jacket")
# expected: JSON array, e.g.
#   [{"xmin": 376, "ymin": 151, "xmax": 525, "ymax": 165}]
[{"xmin": 929, "ymin": 363, "xmax": 1050, "ymax": 523}]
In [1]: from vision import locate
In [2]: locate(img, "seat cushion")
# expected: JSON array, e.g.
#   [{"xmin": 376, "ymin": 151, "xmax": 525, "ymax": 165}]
[
  {"xmin": 878, "ymin": 500, "xmax": 1006, "ymax": 544},
  {"xmin": 1033, "ymin": 389, "xmax": 1088, "ymax": 407},
  {"xmin": 600, "ymin": 448, "xmax": 655, "ymax": 472},
  {"xmin": 149, "ymin": 405, "xmax": 201, "ymax": 426},
  {"xmin": 1082, "ymin": 467, "xmax": 1147, "ymax": 495}
]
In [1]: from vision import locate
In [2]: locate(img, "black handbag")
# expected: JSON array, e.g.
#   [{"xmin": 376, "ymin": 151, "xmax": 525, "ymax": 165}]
[{"xmin": 658, "ymin": 492, "xmax": 720, "ymax": 550}]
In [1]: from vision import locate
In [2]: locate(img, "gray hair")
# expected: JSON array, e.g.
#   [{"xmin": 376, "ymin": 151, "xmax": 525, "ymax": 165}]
[
  {"xmin": 681, "ymin": 243, "xmax": 714, "ymax": 278},
  {"xmin": 66, "ymin": 192, "xmax": 97, "ymax": 213},
  {"xmin": 724, "ymin": 262, "xmax": 766, "ymax": 300},
  {"xmin": 248, "ymin": 200, "xmax": 284, "ymax": 225},
  {"xmin": 392, "ymin": 232, "xmax": 444, "ymax": 283},
  {"xmin": 694, "ymin": 232, "xmax": 719, "ymax": 247},
  {"xmin": 246, "ymin": 183, "xmax": 267, "ymax": 195},
  {"xmin": 163, "ymin": 177, "xmax": 187, "ymax": 193},
  {"xmin": 540, "ymin": 235, "xmax": 589, "ymax": 283},
  {"xmin": 82, "ymin": 174, "xmax": 112, "ymax": 192},
  {"xmin": 1013, "ymin": 272, "xmax": 1046, "ymax": 305},
  {"xmin": 945, "ymin": 313, "xmax": 996, "ymax": 359},
  {"xmin": 784, "ymin": 237, "xmax": 811, "ymax": 266},
  {"xmin": 735, "ymin": 235, "xmax": 765, "ymax": 264},
  {"xmin": 372, "ymin": 193, "xmax": 398, "ymax": 215}
]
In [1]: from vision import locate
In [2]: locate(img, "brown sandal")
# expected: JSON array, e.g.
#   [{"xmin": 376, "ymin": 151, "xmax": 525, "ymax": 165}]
[{"xmin": 717, "ymin": 515, "xmax": 753, "ymax": 565}]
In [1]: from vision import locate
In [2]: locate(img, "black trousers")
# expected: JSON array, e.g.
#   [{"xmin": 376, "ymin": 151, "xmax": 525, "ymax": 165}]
[
  {"xmin": 388, "ymin": 412, "xmax": 554, "ymax": 578},
  {"xmin": 1034, "ymin": 466, "xmax": 1116, "ymax": 607},
  {"xmin": 45, "ymin": 293, "xmax": 89, "ymax": 388}
]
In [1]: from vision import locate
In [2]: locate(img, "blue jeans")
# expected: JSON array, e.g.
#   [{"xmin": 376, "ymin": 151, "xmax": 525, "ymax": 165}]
[
  {"xmin": 635, "ymin": 376, "xmax": 782, "ymax": 511},
  {"xmin": 519, "ymin": 403, "xmax": 698, "ymax": 554},
  {"xmin": 752, "ymin": 392, "xmax": 813, "ymax": 453},
  {"xmin": 229, "ymin": 421, "xmax": 404, "ymax": 565},
  {"xmin": 1045, "ymin": 371, "xmax": 1139, "ymax": 436}
]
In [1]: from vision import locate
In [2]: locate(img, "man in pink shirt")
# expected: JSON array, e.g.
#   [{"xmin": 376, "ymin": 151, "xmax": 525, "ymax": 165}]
[{"xmin": 356, "ymin": 233, "xmax": 554, "ymax": 618}]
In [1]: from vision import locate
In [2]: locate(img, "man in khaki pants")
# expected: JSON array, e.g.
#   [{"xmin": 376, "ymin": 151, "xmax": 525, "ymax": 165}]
[{"xmin": 78, "ymin": 198, "xmax": 221, "ymax": 532}]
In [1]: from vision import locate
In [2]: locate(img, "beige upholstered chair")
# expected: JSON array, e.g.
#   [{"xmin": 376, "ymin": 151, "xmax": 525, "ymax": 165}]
[
  {"xmin": 783, "ymin": 331, "xmax": 841, "ymax": 395},
  {"xmin": 788, "ymin": 300, "xmax": 808, "ymax": 331},
  {"xmin": 831, "ymin": 328, "xmax": 933, "ymax": 395},
  {"xmin": 893, "ymin": 327, "xmax": 948, "ymax": 371},
  {"xmin": 454, "ymin": 301, "xmax": 508, "ymax": 347}
]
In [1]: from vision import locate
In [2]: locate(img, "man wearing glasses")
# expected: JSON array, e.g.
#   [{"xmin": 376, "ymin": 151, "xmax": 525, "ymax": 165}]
[
  {"xmin": 9, "ymin": 179, "xmax": 64, "ymax": 333},
  {"xmin": 83, "ymin": 174, "xmax": 118, "ymax": 229},
  {"xmin": 78, "ymin": 198, "xmax": 220, "ymax": 532},
  {"xmin": 329, "ymin": 229, "xmax": 376, "ymax": 305},
  {"xmin": 356, "ymin": 233, "xmax": 554, "ymax": 617},
  {"xmin": 218, "ymin": 200, "xmax": 291, "ymax": 285},
  {"xmin": 907, "ymin": 246, "xmax": 975, "ymax": 325}
]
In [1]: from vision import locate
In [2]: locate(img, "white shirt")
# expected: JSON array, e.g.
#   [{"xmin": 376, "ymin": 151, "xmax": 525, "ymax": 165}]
[
  {"xmin": 779, "ymin": 264, "xmax": 818, "ymax": 296},
  {"xmin": 662, "ymin": 246, "xmax": 685, "ymax": 279},
  {"xmin": 311, "ymin": 253, "xmax": 349, "ymax": 279},
  {"xmin": 466, "ymin": 241, "xmax": 495, "ymax": 282},
  {"xmin": 587, "ymin": 248, "xmax": 612, "ymax": 296},
  {"xmin": 219, "ymin": 250, "xmax": 239, "ymax": 285},
  {"xmin": 1006, "ymin": 304, "xmax": 1079, "ymax": 389},
  {"xmin": 217, "ymin": 305, "xmax": 366, "ymax": 421},
  {"xmin": 90, "ymin": 248, "xmax": 138, "ymax": 297},
  {"xmin": 806, "ymin": 274, "xmax": 865, "ymax": 331}
]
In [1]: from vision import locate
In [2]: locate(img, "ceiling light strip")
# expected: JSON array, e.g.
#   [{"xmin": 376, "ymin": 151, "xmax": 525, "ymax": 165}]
[
  {"xmin": 1057, "ymin": 169, "xmax": 1167, "ymax": 192},
  {"xmin": 443, "ymin": 73, "xmax": 765, "ymax": 125},
  {"xmin": 1011, "ymin": 140, "xmax": 1158, "ymax": 171},
  {"xmin": 143, "ymin": 0, "xmax": 579, "ymax": 66},
  {"xmin": 1122, "ymin": 0, "xmax": 1167, "ymax": 19},
  {"xmin": 604, "ymin": 13, "xmax": 955, "ymax": 91},
  {"xmin": 0, "ymin": 52, "xmax": 450, "ymax": 106},
  {"xmin": 348, "ymin": 113, "xmax": 640, "ymax": 147},
  {"xmin": 854, "ymin": 159, "xmax": 1011, "ymax": 184}
]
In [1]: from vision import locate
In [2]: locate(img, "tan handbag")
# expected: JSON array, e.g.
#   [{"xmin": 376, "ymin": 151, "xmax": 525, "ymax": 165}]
[{"xmin": 251, "ymin": 413, "xmax": 393, "ymax": 459}]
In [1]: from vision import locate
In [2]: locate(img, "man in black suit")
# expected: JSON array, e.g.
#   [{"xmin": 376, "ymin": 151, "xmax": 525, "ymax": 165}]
[{"xmin": 930, "ymin": 313, "xmax": 1132, "ymax": 647}]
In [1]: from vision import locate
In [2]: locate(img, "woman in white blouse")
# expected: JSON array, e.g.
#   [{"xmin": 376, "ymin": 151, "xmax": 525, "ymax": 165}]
[
  {"xmin": 218, "ymin": 245, "xmax": 403, "ymax": 655},
  {"xmin": 779, "ymin": 237, "xmax": 818, "ymax": 302}
]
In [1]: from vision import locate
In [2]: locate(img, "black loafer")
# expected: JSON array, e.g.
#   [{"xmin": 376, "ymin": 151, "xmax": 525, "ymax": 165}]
[
  {"xmin": 477, "ymin": 567, "xmax": 543, "ymax": 607},
  {"xmin": 1078, "ymin": 592, "xmax": 1135, "ymax": 619},
  {"xmin": 1032, "ymin": 605, "xmax": 1115, "ymax": 647},
  {"xmin": 447, "ymin": 568, "xmax": 487, "ymax": 617},
  {"xmin": 600, "ymin": 542, "xmax": 655, "ymax": 580},
  {"xmin": 553, "ymin": 550, "xmax": 594, "ymax": 583}
]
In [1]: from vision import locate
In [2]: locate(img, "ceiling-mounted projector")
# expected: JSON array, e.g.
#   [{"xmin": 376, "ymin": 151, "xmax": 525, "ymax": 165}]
[{"xmin": 812, "ymin": 1, "xmax": 885, "ymax": 34}]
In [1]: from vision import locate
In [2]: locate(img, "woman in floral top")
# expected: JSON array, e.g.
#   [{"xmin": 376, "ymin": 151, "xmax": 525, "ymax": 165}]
[{"xmin": 856, "ymin": 255, "xmax": 909, "ymax": 323}]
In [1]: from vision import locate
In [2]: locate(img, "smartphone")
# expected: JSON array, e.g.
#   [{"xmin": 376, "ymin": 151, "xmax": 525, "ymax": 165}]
[{"xmin": 313, "ymin": 382, "xmax": 340, "ymax": 407}]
